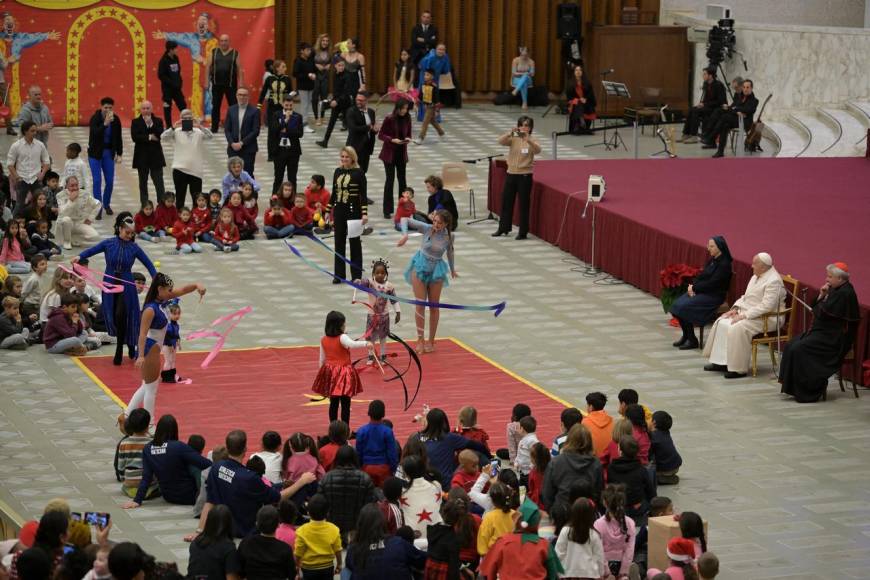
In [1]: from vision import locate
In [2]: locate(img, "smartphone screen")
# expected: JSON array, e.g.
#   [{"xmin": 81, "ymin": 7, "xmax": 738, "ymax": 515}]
[
  {"xmin": 71, "ymin": 512, "xmax": 82, "ymax": 521},
  {"xmin": 181, "ymin": 119, "xmax": 194, "ymax": 132},
  {"xmin": 63, "ymin": 544, "xmax": 75, "ymax": 555}
]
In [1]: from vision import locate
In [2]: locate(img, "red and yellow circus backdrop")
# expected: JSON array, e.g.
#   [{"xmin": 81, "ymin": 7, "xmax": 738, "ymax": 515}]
[{"xmin": 1, "ymin": 0, "xmax": 274, "ymax": 125}]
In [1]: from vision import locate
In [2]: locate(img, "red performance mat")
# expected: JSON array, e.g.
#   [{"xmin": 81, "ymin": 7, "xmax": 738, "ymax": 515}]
[{"xmin": 75, "ymin": 338, "xmax": 569, "ymax": 452}]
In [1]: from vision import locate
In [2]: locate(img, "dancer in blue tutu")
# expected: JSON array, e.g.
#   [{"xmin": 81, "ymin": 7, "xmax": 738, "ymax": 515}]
[{"xmin": 397, "ymin": 208, "xmax": 456, "ymax": 354}]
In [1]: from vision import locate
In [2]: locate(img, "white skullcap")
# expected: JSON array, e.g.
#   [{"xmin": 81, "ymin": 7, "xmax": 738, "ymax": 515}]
[{"xmin": 757, "ymin": 252, "xmax": 773, "ymax": 266}]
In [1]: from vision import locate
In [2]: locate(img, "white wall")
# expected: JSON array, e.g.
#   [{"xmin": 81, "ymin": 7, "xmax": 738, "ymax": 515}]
[
  {"xmin": 661, "ymin": 0, "xmax": 866, "ymax": 28},
  {"xmin": 667, "ymin": 13, "xmax": 870, "ymax": 119}
]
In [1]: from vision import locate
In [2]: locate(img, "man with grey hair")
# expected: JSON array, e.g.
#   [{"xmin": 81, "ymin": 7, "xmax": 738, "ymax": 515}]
[
  {"xmin": 130, "ymin": 100, "xmax": 166, "ymax": 207},
  {"xmin": 703, "ymin": 252, "xmax": 786, "ymax": 378},
  {"xmin": 16, "ymin": 85, "xmax": 52, "ymax": 146},
  {"xmin": 780, "ymin": 262, "xmax": 860, "ymax": 402}
]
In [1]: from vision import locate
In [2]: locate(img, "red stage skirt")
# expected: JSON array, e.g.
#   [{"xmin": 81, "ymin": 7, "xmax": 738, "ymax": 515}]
[{"xmin": 312, "ymin": 362, "xmax": 363, "ymax": 397}]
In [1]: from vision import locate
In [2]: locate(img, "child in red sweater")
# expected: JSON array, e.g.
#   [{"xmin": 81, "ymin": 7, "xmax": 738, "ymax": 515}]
[
  {"xmin": 264, "ymin": 198, "xmax": 294, "ymax": 239},
  {"xmin": 225, "ymin": 190, "xmax": 257, "ymax": 240},
  {"xmin": 288, "ymin": 195, "xmax": 314, "ymax": 235},
  {"xmin": 276, "ymin": 181, "xmax": 295, "ymax": 210},
  {"xmin": 454, "ymin": 406, "xmax": 491, "ymax": 454},
  {"xmin": 134, "ymin": 200, "xmax": 166, "ymax": 243},
  {"xmin": 172, "ymin": 208, "xmax": 203, "ymax": 254},
  {"xmin": 451, "ymin": 449, "xmax": 481, "ymax": 494},
  {"xmin": 191, "ymin": 194, "xmax": 213, "ymax": 243},
  {"xmin": 304, "ymin": 174, "xmax": 330, "ymax": 215},
  {"xmin": 210, "ymin": 207, "xmax": 240, "ymax": 252},
  {"xmin": 240, "ymin": 182, "xmax": 259, "ymax": 222},
  {"xmin": 393, "ymin": 187, "xmax": 416, "ymax": 231},
  {"xmin": 155, "ymin": 192, "xmax": 179, "ymax": 234}
]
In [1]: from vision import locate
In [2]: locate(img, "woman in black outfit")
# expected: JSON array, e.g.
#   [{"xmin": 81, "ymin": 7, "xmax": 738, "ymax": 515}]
[
  {"xmin": 328, "ymin": 147, "xmax": 368, "ymax": 283},
  {"xmin": 378, "ymin": 99, "xmax": 412, "ymax": 218},
  {"xmin": 567, "ymin": 65, "xmax": 597, "ymax": 135},
  {"xmin": 670, "ymin": 236, "xmax": 733, "ymax": 349},
  {"xmin": 187, "ymin": 505, "xmax": 241, "ymax": 580}
]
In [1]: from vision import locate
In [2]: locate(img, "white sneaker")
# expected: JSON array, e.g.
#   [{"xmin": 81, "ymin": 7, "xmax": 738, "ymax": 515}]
[
  {"xmin": 412, "ymin": 138, "xmax": 422, "ymax": 145},
  {"xmin": 63, "ymin": 242, "xmax": 72, "ymax": 251},
  {"xmin": 223, "ymin": 246, "xmax": 231, "ymax": 253},
  {"xmin": 150, "ymin": 238, "xmax": 159, "ymax": 244},
  {"xmin": 304, "ymin": 126, "xmax": 315, "ymax": 133}
]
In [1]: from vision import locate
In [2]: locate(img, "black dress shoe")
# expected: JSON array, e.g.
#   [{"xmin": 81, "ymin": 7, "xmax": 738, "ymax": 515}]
[
  {"xmin": 672, "ymin": 336, "xmax": 688, "ymax": 347},
  {"xmin": 366, "ymin": 198, "xmax": 374, "ymax": 205},
  {"xmin": 724, "ymin": 371, "xmax": 747, "ymax": 379},
  {"xmin": 679, "ymin": 340, "xmax": 699, "ymax": 350},
  {"xmin": 315, "ymin": 140, "xmax": 327, "ymax": 148},
  {"xmin": 383, "ymin": 213, "xmax": 392, "ymax": 219},
  {"xmin": 515, "ymin": 234, "xmax": 527, "ymax": 240},
  {"xmin": 332, "ymin": 278, "xmax": 342, "ymax": 285},
  {"xmin": 491, "ymin": 230, "xmax": 507, "ymax": 237},
  {"xmin": 701, "ymin": 143, "xmax": 717, "ymax": 150},
  {"xmin": 712, "ymin": 152, "xmax": 724, "ymax": 158},
  {"xmin": 105, "ymin": 206, "xmax": 114, "ymax": 215},
  {"xmin": 704, "ymin": 363, "xmax": 727, "ymax": 372},
  {"xmin": 96, "ymin": 210, "xmax": 103, "ymax": 221}
]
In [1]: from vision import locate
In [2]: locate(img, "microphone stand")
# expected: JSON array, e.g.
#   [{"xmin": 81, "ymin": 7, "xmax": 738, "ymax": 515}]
[
  {"xmin": 581, "ymin": 199, "xmax": 598, "ymax": 276},
  {"xmin": 463, "ymin": 154, "xmax": 503, "ymax": 225}
]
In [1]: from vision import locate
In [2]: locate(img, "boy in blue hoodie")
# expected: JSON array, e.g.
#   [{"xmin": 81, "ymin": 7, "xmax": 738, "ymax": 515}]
[{"xmin": 355, "ymin": 399, "xmax": 398, "ymax": 487}]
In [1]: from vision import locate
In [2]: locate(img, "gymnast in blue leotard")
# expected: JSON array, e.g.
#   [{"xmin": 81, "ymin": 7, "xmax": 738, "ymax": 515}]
[{"xmin": 124, "ymin": 272, "xmax": 206, "ymax": 424}]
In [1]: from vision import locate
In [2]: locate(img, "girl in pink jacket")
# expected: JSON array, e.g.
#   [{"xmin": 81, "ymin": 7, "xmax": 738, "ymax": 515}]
[{"xmin": 593, "ymin": 483, "xmax": 637, "ymax": 579}]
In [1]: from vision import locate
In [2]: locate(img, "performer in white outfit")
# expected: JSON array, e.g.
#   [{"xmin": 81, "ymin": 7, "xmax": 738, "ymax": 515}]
[{"xmin": 703, "ymin": 252, "xmax": 785, "ymax": 378}]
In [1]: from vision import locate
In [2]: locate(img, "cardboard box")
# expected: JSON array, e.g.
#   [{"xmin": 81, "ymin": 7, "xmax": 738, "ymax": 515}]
[{"xmin": 647, "ymin": 515, "xmax": 708, "ymax": 571}]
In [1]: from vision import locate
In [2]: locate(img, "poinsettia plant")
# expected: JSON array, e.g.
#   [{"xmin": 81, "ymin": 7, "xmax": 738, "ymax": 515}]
[{"xmin": 660, "ymin": 263, "xmax": 702, "ymax": 313}]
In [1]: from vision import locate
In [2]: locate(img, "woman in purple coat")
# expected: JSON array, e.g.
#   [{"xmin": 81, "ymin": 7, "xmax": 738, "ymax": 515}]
[{"xmin": 378, "ymin": 99, "xmax": 412, "ymax": 219}]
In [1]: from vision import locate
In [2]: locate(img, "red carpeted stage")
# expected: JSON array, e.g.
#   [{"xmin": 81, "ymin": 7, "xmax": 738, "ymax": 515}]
[
  {"xmin": 76, "ymin": 339, "xmax": 569, "ymax": 451},
  {"xmin": 488, "ymin": 157, "xmax": 870, "ymax": 377}
]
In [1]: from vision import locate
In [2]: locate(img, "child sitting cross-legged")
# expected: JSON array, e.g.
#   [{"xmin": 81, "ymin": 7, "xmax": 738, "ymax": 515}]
[
  {"xmin": 251, "ymin": 431, "xmax": 284, "ymax": 484},
  {"xmin": 211, "ymin": 207, "xmax": 240, "ymax": 252},
  {"xmin": 43, "ymin": 293, "xmax": 88, "ymax": 355},
  {"xmin": 0, "ymin": 296, "xmax": 30, "ymax": 349},
  {"xmin": 134, "ymin": 200, "xmax": 166, "ymax": 243},
  {"xmin": 607, "ymin": 435, "xmax": 655, "ymax": 521},
  {"xmin": 651, "ymin": 410, "xmax": 683, "ymax": 485},
  {"xmin": 288, "ymin": 194, "xmax": 314, "ymax": 235},
  {"xmin": 155, "ymin": 192, "xmax": 179, "ymax": 235},
  {"xmin": 191, "ymin": 194, "xmax": 213, "ymax": 244},
  {"xmin": 29, "ymin": 220, "xmax": 62, "ymax": 260},
  {"xmin": 226, "ymin": 190, "xmax": 258, "ymax": 239},
  {"xmin": 264, "ymin": 197, "xmax": 294, "ymax": 239},
  {"xmin": 171, "ymin": 207, "xmax": 203, "ymax": 253}
]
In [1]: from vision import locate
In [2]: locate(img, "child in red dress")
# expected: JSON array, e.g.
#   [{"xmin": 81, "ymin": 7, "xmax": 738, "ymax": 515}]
[
  {"xmin": 312, "ymin": 310, "xmax": 374, "ymax": 425},
  {"xmin": 225, "ymin": 190, "xmax": 258, "ymax": 240},
  {"xmin": 211, "ymin": 207, "xmax": 240, "ymax": 252},
  {"xmin": 191, "ymin": 194, "xmax": 213, "ymax": 244}
]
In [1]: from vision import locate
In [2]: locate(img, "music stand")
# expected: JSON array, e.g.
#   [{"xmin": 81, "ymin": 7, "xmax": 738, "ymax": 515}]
[{"xmin": 604, "ymin": 81, "xmax": 629, "ymax": 150}]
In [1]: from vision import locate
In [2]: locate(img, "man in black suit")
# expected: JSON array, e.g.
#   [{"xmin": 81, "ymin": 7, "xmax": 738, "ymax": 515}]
[
  {"xmin": 345, "ymin": 91, "xmax": 378, "ymax": 175},
  {"xmin": 269, "ymin": 95, "xmax": 304, "ymax": 194},
  {"xmin": 678, "ymin": 66, "xmax": 727, "ymax": 144},
  {"xmin": 410, "ymin": 10, "xmax": 438, "ymax": 65},
  {"xmin": 316, "ymin": 59, "xmax": 358, "ymax": 149},
  {"xmin": 703, "ymin": 79, "xmax": 759, "ymax": 158},
  {"xmin": 224, "ymin": 87, "xmax": 260, "ymax": 176},
  {"xmin": 130, "ymin": 101, "xmax": 166, "ymax": 208}
]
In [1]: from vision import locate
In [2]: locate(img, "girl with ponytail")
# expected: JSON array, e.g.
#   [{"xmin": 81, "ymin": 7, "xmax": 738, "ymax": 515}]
[{"xmin": 594, "ymin": 483, "xmax": 637, "ymax": 579}]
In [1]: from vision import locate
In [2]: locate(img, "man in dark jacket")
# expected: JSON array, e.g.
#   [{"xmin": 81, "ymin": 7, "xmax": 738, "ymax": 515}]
[
  {"xmin": 269, "ymin": 96, "xmax": 304, "ymax": 194},
  {"xmin": 316, "ymin": 59, "xmax": 357, "ymax": 148},
  {"xmin": 157, "ymin": 40, "xmax": 186, "ymax": 128},
  {"xmin": 678, "ymin": 66, "xmax": 727, "ymax": 144},
  {"xmin": 703, "ymin": 79, "xmax": 759, "ymax": 158},
  {"xmin": 87, "ymin": 97, "xmax": 123, "ymax": 217},
  {"xmin": 224, "ymin": 87, "xmax": 260, "ymax": 177},
  {"xmin": 130, "ymin": 101, "xmax": 166, "ymax": 207},
  {"xmin": 345, "ymin": 91, "xmax": 378, "ymax": 175},
  {"xmin": 410, "ymin": 10, "xmax": 438, "ymax": 65}
]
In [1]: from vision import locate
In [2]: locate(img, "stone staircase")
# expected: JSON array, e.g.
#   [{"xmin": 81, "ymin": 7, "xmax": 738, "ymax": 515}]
[{"xmin": 765, "ymin": 101, "xmax": 869, "ymax": 157}]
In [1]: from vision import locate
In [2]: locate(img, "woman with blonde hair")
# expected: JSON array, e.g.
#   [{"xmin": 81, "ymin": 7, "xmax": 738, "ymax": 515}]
[{"xmin": 328, "ymin": 146, "xmax": 368, "ymax": 283}]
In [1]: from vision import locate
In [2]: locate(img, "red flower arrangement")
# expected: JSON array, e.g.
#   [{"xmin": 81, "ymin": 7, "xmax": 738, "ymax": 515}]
[{"xmin": 660, "ymin": 263, "xmax": 702, "ymax": 314}]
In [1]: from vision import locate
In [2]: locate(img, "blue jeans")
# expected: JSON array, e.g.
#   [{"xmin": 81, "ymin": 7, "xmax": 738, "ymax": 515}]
[
  {"xmin": 210, "ymin": 240, "xmax": 239, "ymax": 252},
  {"xmin": 89, "ymin": 150, "xmax": 116, "ymax": 209},
  {"xmin": 137, "ymin": 230, "xmax": 166, "ymax": 242},
  {"xmin": 199, "ymin": 232, "xmax": 213, "ymax": 243},
  {"xmin": 264, "ymin": 224, "xmax": 296, "ymax": 239},
  {"xmin": 178, "ymin": 243, "xmax": 203, "ymax": 254},
  {"xmin": 512, "ymin": 74, "xmax": 533, "ymax": 105},
  {"xmin": 2, "ymin": 260, "xmax": 30, "ymax": 274},
  {"xmin": 46, "ymin": 334, "xmax": 86, "ymax": 354}
]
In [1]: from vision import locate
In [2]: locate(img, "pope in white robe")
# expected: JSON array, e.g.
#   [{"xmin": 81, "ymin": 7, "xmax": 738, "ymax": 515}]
[{"xmin": 703, "ymin": 252, "xmax": 786, "ymax": 377}]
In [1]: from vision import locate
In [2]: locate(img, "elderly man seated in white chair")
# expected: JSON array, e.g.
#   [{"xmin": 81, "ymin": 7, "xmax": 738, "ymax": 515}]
[{"xmin": 702, "ymin": 252, "xmax": 785, "ymax": 378}]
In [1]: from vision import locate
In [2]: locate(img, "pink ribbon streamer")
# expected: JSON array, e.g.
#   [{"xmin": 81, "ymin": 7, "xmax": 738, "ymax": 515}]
[
  {"xmin": 185, "ymin": 306, "xmax": 253, "ymax": 369},
  {"xmin": 59, "ymin": 263, "xmax": 125, "ymax": 294}
]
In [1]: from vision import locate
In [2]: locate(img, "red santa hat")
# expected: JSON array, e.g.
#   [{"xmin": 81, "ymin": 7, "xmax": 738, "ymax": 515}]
[{"xmin": 667, "ymin": 537, "xmax": 696, "ymax": 562}]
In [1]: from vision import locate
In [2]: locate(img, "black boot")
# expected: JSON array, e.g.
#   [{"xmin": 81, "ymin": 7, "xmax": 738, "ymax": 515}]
[
  {"xmin": 113, "ymin": 342, "xmax": 124, "ymax": 365},
  {"xmin": 161, "ymin": 369, "xmax": 176, "ymax": 383},
  {"xmin": 678, "ymin": 320, "xmax": 699, "ymax": 349},
  {"xmin": 672, "ymin": 318, "xmax": 688, "ymax": 347}
]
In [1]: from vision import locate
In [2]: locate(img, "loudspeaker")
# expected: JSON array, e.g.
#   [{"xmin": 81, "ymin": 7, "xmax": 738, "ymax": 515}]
[
  {"xmin": 557, "ymin": 3, "xmax": 581, "ymax": 40},
  {"xmin": 527, "ymin": 86, "xmax": 549, "ymax": 107}
]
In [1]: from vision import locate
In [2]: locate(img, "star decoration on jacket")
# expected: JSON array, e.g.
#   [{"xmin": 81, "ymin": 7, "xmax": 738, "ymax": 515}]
[
  {"xmin": 399, "ymin": 496, "xmax": 410, "ymax": 506},
  {"xmin": 416, "ymin": 509, "xmax": 433, "ymax": 523}
]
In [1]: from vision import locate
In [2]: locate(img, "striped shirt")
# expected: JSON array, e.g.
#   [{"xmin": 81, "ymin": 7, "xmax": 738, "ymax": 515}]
[{"xmin": 117, "ymin": 435, "xmax": 159, "ymax": 498}]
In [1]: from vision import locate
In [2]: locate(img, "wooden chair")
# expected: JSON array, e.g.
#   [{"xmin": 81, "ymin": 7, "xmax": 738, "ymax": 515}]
[
  {"xmin": 835, "ymin": 348, "xmax": 860, "ymax": 398},
  {"xmin": 441, "ymin": 162, "xmax": 474, "ymax": 218},
  {"xmin": 696, "ymin": 272, "xmax": 737, "ymax": 349},
  {"xmin": 751, "ymin": 274, "xmax": 799, "ymax": 377}
]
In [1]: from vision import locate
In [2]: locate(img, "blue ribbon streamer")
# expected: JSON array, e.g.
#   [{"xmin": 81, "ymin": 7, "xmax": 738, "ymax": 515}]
[{"xmin": 284, "ymin": 239, "xmax": 507, "ymax": 317}]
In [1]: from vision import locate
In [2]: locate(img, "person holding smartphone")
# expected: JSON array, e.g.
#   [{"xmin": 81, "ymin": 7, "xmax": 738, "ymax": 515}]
[
  {"xmin": 161, "ymin": 109, "xmax": 213, "ymax": 211},
  {"xmin": 377, "ymin": 98, "xmax": 413, "ymax": 219},
  {"xmin": 492, "ymin": 115, "xmax": 541, "ymax": 240},
  {"xmin": 87, "ymin": 97, "xmax": 123, "ymax": 218}
]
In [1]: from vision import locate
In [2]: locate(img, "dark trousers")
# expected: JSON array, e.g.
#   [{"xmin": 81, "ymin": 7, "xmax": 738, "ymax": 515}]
[
  {"xmin": 264, "ymin": 103, "xmax": 281, "ymax": 159},
  {"xmin": 357, "ymin": 150, "xmax": 371, "ymax": 174},
  {"xmin": 333, "ymin": 213, "xmax": 363, "ymax": 281},
  {"xmin": 272, "ymin": 148, "xmax": 300, "ymax": 194},
  {"xmin": 137, "ymin": 166, "xmax": 165, "ymax": 207},
  {"xmin": 709, "ymin": 112, "xmax": 740, "ymax": 154},
  {"xmin": 210, "ymin": 84, "xmax": 237, "ymax": 132},
  {"xmin": 239, "ymin": 151, "xmax": 257, "ymax": 178},
  {"xmin": 497, "ymin": 173, "xmax": 533, "ymax": 236},
  {"xmin": 13, "ymin": 179, "xmax": 42, "ymax": 217},
  {"xmin": 171, "ymin": 169, "xmax": 202, "ymax": 211},
  {"xmin": 683, "ymin": 105, "xmax": 715, "ymax": 136},
  {"xmin": 328, "ymin": 396, "xmax": 351, "ymax": 424},
  {"xmin": 113, "ymin": 294, "xmax": 128, "ymax": 364},
  {"xmin": 301, "ymin": 567, "xmax": 334, "ymax": 580},
  {"xmin": 162, "ymin": 88, "xmax": 187, "ymax": 128},
  {"xmin": 312, "ymin": 72, "xmax": 329, "ymax": 119},
  {"xmin": 321, "ymin": 102, "xmax": 350, "ymax": 145},
  {"xmin": 382, "ymin": 159, "xmax": 406, "ymax": 216}
]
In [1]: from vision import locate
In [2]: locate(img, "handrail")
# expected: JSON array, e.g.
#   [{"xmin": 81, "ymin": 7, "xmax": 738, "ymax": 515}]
[{"xmin": 0, "ymin": 500, "xmax": 26, "ymax": 541}]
